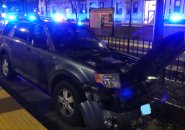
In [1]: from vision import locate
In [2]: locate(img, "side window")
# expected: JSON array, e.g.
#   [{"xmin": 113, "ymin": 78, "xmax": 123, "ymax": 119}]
[
  {"xmin": 27, "ymin": 23, "xmax": 35, "ymax": 43},
  {"xmin": 133, "ymin": 2, "xmax": 138, "ymax": 13},
  {"xmin": 31, "ymin": 24, "xmax": 48, "ymax": 49},
  {"xmin": 52, "ymin": 26, "xmax": 75, "ymax": 49},
  {"xmin": 13, "ymin": 23, "xmax": 29, "ymax": 41}
]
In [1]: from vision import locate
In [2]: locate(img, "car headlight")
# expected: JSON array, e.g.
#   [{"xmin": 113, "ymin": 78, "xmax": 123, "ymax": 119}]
[{"xmin": 94, "ymin": 73, "xmax": 121, "ymax": 88}]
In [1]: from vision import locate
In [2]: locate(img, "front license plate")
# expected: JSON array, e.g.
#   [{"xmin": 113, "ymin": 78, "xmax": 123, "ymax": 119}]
[{"xmin": 140, "ymin": 104, "xmax": 151, "ymax": 116}]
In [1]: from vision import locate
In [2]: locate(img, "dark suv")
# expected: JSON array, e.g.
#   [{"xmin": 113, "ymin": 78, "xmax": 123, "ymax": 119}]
[{"xmin": 0, "ymin": 21, "xmax": 184, "ymax": 129}]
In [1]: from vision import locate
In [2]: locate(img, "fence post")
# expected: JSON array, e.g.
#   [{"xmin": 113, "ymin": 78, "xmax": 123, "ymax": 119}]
[{"xmin": 127, "ymin": 39, "xmax": 130, "ymax": 54}]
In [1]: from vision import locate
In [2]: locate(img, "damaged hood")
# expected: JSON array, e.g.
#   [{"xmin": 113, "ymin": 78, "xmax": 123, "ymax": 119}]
[
  {"xmin": 74, "ymin": 50, "xmax": 138, "ymax": 73},
  {"xmin": 123, "ymin": 32, "xmax": 185, "ymax": 81}
]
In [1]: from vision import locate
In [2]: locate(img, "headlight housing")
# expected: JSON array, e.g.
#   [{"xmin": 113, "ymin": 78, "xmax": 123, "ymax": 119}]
[{"xmin": 94, "ymin": 73, "xmax": 121, "ymax": 88}]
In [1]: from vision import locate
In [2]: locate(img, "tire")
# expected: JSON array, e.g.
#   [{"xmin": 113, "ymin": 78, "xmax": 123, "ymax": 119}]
[
  {"xmin": 53, "ymin": 80, "xmax": 85, "ymax": 125},
  {"xmin": 1, "ymin": 54, "xmax": 16, "ymax": 79}
]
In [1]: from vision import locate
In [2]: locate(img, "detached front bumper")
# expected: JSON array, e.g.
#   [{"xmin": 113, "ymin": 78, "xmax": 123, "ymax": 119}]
[
  {"xmin": 80, "ymin": 100, "xmax": 154, "ymax": 130},
  {"xmin": 82, "ymin": 83, "xmax": 154, "ymax": 129},
  {"xmin": 84, "ymin": 86, "xmax": 152, "ymax": 113},
  {"xmin": 103, "ymin": 102, "xmax": 154, "ymax": 129}
]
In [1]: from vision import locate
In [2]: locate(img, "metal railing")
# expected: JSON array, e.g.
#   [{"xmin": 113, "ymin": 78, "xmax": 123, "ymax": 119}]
[
  {"xmin": 99, "ymin": 35, "xmax": 152, "ymax": 57},
  {"xmin": 99, "ymin": 35, "xmax": 185, "ymax": 84}
]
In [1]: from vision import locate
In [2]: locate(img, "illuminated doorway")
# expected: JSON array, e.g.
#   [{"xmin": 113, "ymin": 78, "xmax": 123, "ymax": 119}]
[{"xmin": 144, "ymin": 0, "xmax": 156, "ymax": 24}]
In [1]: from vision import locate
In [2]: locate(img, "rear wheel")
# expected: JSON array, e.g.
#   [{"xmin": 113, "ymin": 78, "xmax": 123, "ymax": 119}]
[
  {"xmin": 53, "ymin": 81, "xmax": 85, "ymax": 125},
  {"xmin": 1, "ymin": 54, "xmax": 16, "ymax": 79}
]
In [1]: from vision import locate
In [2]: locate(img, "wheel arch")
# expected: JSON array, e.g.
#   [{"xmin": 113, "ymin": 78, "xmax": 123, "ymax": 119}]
[
  {"xmin": 0, "ymin": 49, "xmax": 7, "ymax": 59},
  {"xmin": 49, "ymin": 70, "xmax": 87, "ymax": 97}
]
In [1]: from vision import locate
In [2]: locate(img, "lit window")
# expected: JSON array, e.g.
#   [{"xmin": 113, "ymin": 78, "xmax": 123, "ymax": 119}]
[
  {"xmin": 133, "ymin": 2, "xmax": 138, "ymax": 13},
  {"xmin": 174, "ymin": 0, "xmax": 181, "ymax": 12},
  {"xmin": 116, "ymin": 2, "xmax": 122, "ymax": 15},
  {"xmin": 126, "ymin": 2, "xmax": 130, "ymax": 15},
  {"xmin": 52, "ymin": 6, "xmax": 57, "ymax": 14},
  {"xmin": 90, "ymin": 2, "xmax": 96, "ymax": 8},
  {"xmin": 47, "ymin": 7, "xmax": 50, "ymax": 15},
  {"xmin": 85, "ymin": 4, "xmax": 87, "ymax": 13},
  {"xmin": 100, "ymin": 2, "xmax": 104, "ymax": 8},
  {"xmin": 41, "ymin": 7, "xmax": 44, "ymax": 15},
  {"xmin": 79, "ymin": 4, "xmax": 83, "ymax": 14}
]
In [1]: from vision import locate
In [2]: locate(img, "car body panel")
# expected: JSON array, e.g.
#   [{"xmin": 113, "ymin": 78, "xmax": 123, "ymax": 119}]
[{"xmin": 123, "ymin": 32, "xmax": 185, "ymax": 82}]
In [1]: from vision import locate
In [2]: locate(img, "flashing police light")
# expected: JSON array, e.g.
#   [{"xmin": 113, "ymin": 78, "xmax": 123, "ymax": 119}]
[
  {"xmin": 53, "ymin": 14, "xmax": 64, "ymax": 22},
  {"xmin": 2, "ymin": 4, "xmax": 7, "ymax": 8},
  {"xmin": 7, "ymin": 15, "xmax": 16, "ymax": 21},
  {"xmin": 28, "ymin": 15, "xmax": 37, "ymax": 21},
  {"xmin": 170, "ymin": 13, "xmax": 183, "ymax": 22},
  {"xmin": 120, "ymin": 88, "xmax": 133, "ymax": 99},
  {"xmin": 78, "ymin": 21, "xmax": 83, "ymax": 26},
  {"xmin": 82, "ymin": 9, "xmax": 85, "ymax": 13}
]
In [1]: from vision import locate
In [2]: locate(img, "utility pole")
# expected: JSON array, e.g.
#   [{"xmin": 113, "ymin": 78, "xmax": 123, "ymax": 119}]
[{"xmin": 152, "ymin": 0, "xmax": 164, "ymax": 47}]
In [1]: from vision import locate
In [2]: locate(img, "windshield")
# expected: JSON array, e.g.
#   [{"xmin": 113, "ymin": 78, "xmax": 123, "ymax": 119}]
[{"xmin": 47, "ymin": 23, "xmax": 108, "ymax": 51}]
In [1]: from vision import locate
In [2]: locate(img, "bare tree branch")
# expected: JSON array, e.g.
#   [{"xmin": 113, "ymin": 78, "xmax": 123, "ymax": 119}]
[{"xmin": 68, "ymin": 0, "xmax": 81, "ymax": 21}]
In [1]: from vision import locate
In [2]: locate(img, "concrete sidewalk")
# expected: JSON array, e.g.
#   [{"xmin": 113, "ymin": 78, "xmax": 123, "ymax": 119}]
[{"xmin": 0, "ymin": 87, "xmax": 47, "ymax": 130}]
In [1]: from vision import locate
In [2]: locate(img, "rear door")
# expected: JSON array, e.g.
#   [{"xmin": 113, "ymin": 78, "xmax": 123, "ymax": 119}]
[
  {"xmin": 9, "ymin": 22, "xmax": 32, "ymax": 75},
  {"xmin": 26, "ymin": 23, "xmax": 54, "ymax": 87}
]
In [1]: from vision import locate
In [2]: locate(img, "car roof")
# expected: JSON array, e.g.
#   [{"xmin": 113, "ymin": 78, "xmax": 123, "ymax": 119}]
[{"xmin": 16, "ymin": 20, "xmax": 79, "ymax": 30}]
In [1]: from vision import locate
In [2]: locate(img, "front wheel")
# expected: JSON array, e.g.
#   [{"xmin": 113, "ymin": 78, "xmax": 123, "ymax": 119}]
[
  {"xmin": 1, "ymin": 54, "xmax": 16, "ymax": 79},
  {"xmin": 53, "ymin": 81, "xmax": 85, "ymax": 125}
]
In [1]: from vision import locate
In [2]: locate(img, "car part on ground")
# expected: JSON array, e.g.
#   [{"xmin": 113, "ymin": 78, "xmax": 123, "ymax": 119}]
[{"xmin": 80, "ymin": 101, "xmax": 104, "ymax": 130}]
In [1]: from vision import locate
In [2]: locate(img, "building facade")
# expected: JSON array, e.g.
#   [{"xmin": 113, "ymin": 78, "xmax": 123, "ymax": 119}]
[
  {"xmin": 164, "ymin": 0, "xmax": 185, "ymax": 20},
  {"xmin": 0, "ymin": 0, "xmax": 38, "ymax": 15},
  {"xmin": 38, "ymin": 0, "xmax": 185, "ymax": 23}
]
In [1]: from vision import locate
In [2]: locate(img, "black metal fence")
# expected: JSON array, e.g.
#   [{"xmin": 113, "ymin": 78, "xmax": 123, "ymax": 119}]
[{"xmin": 99, "ymin": 35, "xmax": 185, "ymax": 84}]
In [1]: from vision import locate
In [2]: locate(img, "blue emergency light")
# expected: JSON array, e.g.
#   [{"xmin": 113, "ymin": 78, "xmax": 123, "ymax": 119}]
[
  {"xmin": 53, "ymin": 14, "xmax": 64, "ymax": 22},
  {"xmin": 78, "ymin": 21, "xmax": 83, "ymax": 26},
  {"xmin": 28, "ymin": 15, "xmax": 37, "ymax": 21},
  {"xmin": 170, "ymin": 13, "xmax": 183, "ymax": 22},
  {"xmin": 7, "ymin": 15, "xmax": 16, "ymax": 21}
]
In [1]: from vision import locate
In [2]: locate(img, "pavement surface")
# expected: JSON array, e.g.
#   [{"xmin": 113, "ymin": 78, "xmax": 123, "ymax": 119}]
[{"xmin": 0, "ymin": 86, "xmax": 46, "ymax": 130}]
